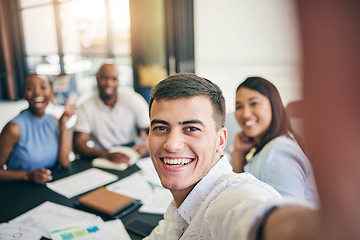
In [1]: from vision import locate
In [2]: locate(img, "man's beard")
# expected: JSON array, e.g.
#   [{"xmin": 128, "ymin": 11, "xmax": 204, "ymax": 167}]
[{"xmin": 99, "ymin": 91, "xmax": 117, "ymax": 100}]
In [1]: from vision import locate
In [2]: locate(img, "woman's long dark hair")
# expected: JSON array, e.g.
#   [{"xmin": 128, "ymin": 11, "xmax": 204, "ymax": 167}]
[{"xmin": 236, "ymin": 76, "xmax": 295, "ymax": 154}]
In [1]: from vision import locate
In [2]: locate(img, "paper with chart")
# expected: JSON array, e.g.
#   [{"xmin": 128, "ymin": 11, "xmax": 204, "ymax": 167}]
[
  {"xmin": 9, "ymin": 201, "xmax": 99, "ymax": 239},
  {"xmin": 49, "ymin": 219, "xmax": 131, "ymax": 240},
  {"xmin": 46, "ymin": 168, "xmax": 118, "ymax": 198}
]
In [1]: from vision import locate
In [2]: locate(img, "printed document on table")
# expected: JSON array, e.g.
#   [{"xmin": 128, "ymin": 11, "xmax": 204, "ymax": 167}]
[
  {"xmin": 49, "ymin": 219, "xmax": 131, "ymax": 240},
  {"xmin": 9, "ymin": 201, "xmax": 99, "ymax": 239},
  {"xmin": 107, "ymin": 157, "xmax": 173, "ymax": 214},
  {"xmin": 136, "ymin": 157, "xmax": 162, "ymax": 187},
  {"xmin": 106, "ymin": 172, "xmax": 153, "ymax": 200},
  {"xmin": 46, "ymin": 168, "xmax": 118, "ymax": 198},
  {"xmin": 139, "ymin": 187, "xmax": 173, "ymax": 215},
  {"xmin": 0, "ymin": 222, "xmax": 42, "ymax": 240}
]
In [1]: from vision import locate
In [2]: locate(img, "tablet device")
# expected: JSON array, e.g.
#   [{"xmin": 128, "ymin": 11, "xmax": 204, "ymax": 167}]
[{"xmin": 125, "ymin": 219, "xmax": 156, "ymax": 237}]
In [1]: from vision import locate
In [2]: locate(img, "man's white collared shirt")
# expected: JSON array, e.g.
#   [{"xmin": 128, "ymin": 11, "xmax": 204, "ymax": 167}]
[{"xmin": 145, "ymin": 156, "xmax": 283, "ymax": 240}]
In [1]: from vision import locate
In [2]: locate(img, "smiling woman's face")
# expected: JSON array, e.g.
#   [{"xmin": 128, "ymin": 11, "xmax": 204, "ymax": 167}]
[
  {"xmin": 24, "ymin": 75, "xmax": 53, "ymax": 117},
  {"xmin": 235, "ymin": 87, "xmax": 272, "ymax": 144}
]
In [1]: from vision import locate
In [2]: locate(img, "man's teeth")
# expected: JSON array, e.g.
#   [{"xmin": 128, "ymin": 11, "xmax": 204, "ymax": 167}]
[
  {"xmin": 163, "ymin": 158, "xmax": 192, "ymax": 165},
  {"xmin": 245, "ymin": 120, "xmax": 256, "ymax": 126}
]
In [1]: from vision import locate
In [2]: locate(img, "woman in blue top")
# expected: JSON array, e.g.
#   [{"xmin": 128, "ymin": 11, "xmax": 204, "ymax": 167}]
[
  {"xmin": 0, "ymin": 74, "xmax": 76, "ymax": 184},
  {"xmin": 231, "ymin": 76, "xmax": 319, "ymax": 207}
]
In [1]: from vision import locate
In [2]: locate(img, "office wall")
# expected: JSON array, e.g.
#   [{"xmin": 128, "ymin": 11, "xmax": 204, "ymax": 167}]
[{"xmin": 194, "ymin": 0, "xmax": 302, "ymax": 113}]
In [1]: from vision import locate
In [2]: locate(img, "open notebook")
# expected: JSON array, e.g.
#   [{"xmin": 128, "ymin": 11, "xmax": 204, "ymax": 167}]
[{"xmin": 92, "ymin": 146, "xmax": 140, "ymax": 171}]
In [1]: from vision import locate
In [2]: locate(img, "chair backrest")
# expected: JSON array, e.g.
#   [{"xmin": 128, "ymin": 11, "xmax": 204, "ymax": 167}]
[
  {"xmin": 224, "ymin": 112, "xmax": 242, "ymax": 157},
  {"xmin": 285, "ymin": 100, "xmax": 305, "ymax": 120},
  {"xmin": 285, "ymin": 100, "xmax": 307, "ymax": 153}
]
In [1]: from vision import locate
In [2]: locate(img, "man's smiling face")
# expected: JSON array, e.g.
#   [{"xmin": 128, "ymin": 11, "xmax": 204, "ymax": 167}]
[
  {"xmin": 148, "ymin": 96, "xmax": 226, "ymax": 201},
  {"xmin": 96, "ymin": 64, "xmax": 119, "ymax": 100}
]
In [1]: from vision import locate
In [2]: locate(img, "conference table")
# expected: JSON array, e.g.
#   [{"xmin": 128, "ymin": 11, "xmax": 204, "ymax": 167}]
[{"xmin": 0, "ymin": 157, "xmax": 164, "ymax": 239}]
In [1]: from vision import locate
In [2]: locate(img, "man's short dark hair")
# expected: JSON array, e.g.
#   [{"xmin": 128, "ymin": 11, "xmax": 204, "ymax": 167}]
[{"xmin": 149, "ymin": 73, "xmax": 226, "ymax": 130}]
